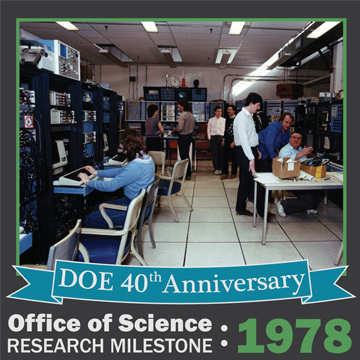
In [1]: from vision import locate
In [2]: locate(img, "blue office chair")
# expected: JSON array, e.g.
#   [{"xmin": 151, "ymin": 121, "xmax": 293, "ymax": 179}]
[
  {"xmin": 77, "ymin": 189, "xmax": 147, "ymax": 265},
  {"xmin": 46, "ymin": 219, "xmax": 82, "ymax": 270},
  {"xmin": 157, "ymin": 159, "xmax": 193, "ymax": 222},
  {"xmin": 136, "ymin": 178, "xmax": 160, "ymax": 259}
]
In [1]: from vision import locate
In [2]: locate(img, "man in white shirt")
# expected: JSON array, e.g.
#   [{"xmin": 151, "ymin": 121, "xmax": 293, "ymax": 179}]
[
  {"xmin": 233, "ymin": 93, "xmax": 265, "ymax": 217},
  {"xmin": 207, "ymin": 106, "xmax": 226, "ymax": 174},
  {"xmin": 276, "ymin": 132, "xmax": 322, "ymax": 217}
]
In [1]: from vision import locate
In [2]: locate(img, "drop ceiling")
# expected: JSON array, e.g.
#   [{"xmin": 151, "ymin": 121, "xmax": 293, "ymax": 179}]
[{"xmin": 20, "ymin": 20, "xmax": 338, "ymax": 70}]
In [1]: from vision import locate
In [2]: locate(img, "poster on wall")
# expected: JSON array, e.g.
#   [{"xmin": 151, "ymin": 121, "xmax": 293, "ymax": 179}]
[{"xmin": 1, "ymin": 1, "xmax": 359, "ymax": 359}]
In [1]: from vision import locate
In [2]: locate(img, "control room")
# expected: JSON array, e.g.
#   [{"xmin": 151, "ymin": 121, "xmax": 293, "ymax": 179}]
[{"xmin": 18, "ymin": 20, "xmax": 344, "ymax": 271}]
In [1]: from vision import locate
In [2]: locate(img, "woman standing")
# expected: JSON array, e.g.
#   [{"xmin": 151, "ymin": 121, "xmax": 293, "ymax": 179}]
[
  {"xmin": 145, "ymin": 104, "xmax": 164, "ymax": 151},
  {"xmin": 77, "ymin": 129, "xmax": 155, "ymax": 229},
  {"xmin": 173, "ymin": 98, "xmax": 195, "ymax": 179}
]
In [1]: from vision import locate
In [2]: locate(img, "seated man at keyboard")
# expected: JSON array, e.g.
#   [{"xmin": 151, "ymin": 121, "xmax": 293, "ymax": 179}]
[
  {"xmin": 77, "ymin": 129, "xmax": 155, "ymax": 228},
  {"xmin": 276, "ymin": 131, "xmax": 322, "ymax": 217}
]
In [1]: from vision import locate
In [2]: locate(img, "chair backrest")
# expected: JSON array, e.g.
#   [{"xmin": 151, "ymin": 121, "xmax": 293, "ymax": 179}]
[
  {"xmin": 177, "ymin": 141, "xmax": 193, "ymax": 167},
  {"xmin": 172, "ymin": 159, "xmax": 189, "ymax": 180},
  {"xmin": 46, "ymin": 219, "xmax": 82, "ymax": 270},
  {"xmin": 138, "ymin": 178, "xmax": 160, "ymax": 227},
  {"xmin": 148, "ymin": 151, "xmax": 165, "ymax": 175},
  {"xmin": 121, "ymin": 188, "xmax": 146, "ymax": 234}
]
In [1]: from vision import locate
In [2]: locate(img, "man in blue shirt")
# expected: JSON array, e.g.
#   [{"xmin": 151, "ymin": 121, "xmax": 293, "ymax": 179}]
[{"xmin": 276, "ymin": 131, "xmax": 322, "ymax": 217}]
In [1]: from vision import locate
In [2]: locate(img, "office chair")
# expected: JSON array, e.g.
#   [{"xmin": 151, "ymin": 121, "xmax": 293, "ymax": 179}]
[
  {"xmin": 77, "ymin": 189, "xmax": 147, "ymax": 265},
  {"xmin": 157, "ymin": 159, "xmax": 193, "ymax": 222},
  {"xmin": 148, "ymin": 151, "xmax": 166, "ymax": 177},
  {"xmin": 46, "ymin": 219, "xmax": 82, "ymax": 270},
  {"xmin": 136, "ymin": 178, "xmax": 160, "ymax": 259}
]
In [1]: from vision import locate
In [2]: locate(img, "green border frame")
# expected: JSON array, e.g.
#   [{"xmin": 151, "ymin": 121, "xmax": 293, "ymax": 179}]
[{"xmin": 16, "ymin": 18, "xmax": 347, "ymax": 269}]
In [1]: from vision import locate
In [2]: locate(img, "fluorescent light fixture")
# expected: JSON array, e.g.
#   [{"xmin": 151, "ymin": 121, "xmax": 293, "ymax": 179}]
[
  {"xmin": 99, "ymin": 46, "xmax": 132, "ymax": 68},
  {"xmin": 267, "ymin": 53, "xmax": 292, "ymax": 70},
  {"xmin": 161, "ymin": 50, "xmax": 177, "ymax": 68},
  {"xmin": 56, "ymin": 22, "xmax": 79, "ymax": 31},
  {"xmin": 229, "ymin": 22, "xmax": 245, "ymax": 35},
  {"xmin": 141, "ymin": 21, "xmax": 158, "ymax": 33},
  {"xmin": 307, "ymin": 21, "xmax": 341, "ymax": 39},
  {"xmin": 215, "ymin": 48, "xmax": 238, "ymax": 65},
  {"xmin": 219, "ymin": 51, "xmax": 232, "ymax": 69}
]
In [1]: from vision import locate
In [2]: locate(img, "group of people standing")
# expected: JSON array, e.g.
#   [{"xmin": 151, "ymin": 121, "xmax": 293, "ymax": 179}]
[{"xmin": 143, "ymin": 93, "xmax": 318, "ymax": 221}]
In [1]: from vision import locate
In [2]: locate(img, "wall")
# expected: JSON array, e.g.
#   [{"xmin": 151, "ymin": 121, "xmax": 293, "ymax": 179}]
[{"xmin": 94, "ymin": 64, "xmax": 329, "ymax": 103}]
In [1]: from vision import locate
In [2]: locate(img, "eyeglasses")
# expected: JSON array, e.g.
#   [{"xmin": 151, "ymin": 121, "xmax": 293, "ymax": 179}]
[{"xmin": 291, "ymin": 136, "xmax": 302, "ymax": 140}]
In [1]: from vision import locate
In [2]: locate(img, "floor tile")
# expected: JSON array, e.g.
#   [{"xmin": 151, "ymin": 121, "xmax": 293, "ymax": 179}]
[
  {"xmin": 322, "ymin": 221, "xmax": 343, "ymax": 240},
  {"xmin": 190, "ymin": 207, "xmax": 233, "ymax": 223},
  {"xmin": 312, "ymin": 207, "xmax": 343, "ymax": 222},
  {"xmin": 292, "ymin": 241, "xmax": 343, "ymax": 270},
  {"xmin": 142, "ymin": 242, "xmax": 187, "ymax": 267},
  {"xmin": 185, "ymin": 243, "xmax": 245, "ymax": 266},
  {"xmin": 279, "ymin": 222, "xmax": 340, "ymax": 241},
  {"xmin": 241, "ymin": 242, "xmax": 304, "ymax": 265},
  {"xmin": 192, "ymin": 196, "xmax": 230, "ymax": 208},
  {"xmin": 188, "ymin": 222, "xmax": 239, "ymax": 243},
  {"xmin": 194, "ymin": 182, "xmax": 224, "ymax": 190},
  {"xmin": 152, "ymin": 206, "xmax": 192, "ymax": 223},
  {"xmin": 235, "ymin": 222, "xmax": 290, "ymax": 242},
  {"xmin": 141, "ymin": 222, "xmax": 189, "ymax": 243},
  {"xmin": 194, "ymin": 187, "xmax": 226, "ymax": 197}
]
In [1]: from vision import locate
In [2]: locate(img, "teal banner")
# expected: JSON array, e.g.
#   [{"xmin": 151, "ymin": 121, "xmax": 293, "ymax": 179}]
[{"xmin": 9, "ymin": 260, "xmax": 354, "ymax": 305}]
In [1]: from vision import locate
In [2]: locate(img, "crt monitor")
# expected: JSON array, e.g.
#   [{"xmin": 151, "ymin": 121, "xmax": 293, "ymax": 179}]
[
  {"xmin": 176, "ymin": 88, "xmax": 190, "ymax": 101},
  {"xmin": 52, "ymin": 139, "xmax": 68, "ymax": 175},
  {"xmin": 191, "ymin": 88, "xmax": 207, "ymax": 102}
]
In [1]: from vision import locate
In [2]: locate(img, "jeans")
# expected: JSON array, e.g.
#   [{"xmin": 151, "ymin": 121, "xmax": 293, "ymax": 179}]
[{"xmin": 84, "ymin": 197, "xmax": 131, "ymax": 229}]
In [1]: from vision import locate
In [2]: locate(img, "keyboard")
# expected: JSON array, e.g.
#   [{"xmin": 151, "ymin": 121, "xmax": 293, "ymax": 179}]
[
  {"xmin": 106, "ymin": 153, "xmax": 128, "ymax": 167},
  {"xmin": 58, "ymin": 168, "xmax": 96, "ymax": 187}
]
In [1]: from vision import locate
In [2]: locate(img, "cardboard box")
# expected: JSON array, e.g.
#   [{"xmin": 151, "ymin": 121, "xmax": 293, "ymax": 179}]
[
  {"xmin": 276, "ymin": 84, "xmax": 304, "ymax": 99},
  {"xmin": 272, "ymin": 157, "xmax": 301, "ymax": 179},
  {"xmin": 300, "ymin": 164, "xmax": 327, "ymax": 178}
]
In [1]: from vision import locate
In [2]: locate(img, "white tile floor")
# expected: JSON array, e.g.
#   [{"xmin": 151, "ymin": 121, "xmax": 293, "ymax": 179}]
[{"xmin": 124, "ymin": 160, "xmax": 344, "ymax": 270}]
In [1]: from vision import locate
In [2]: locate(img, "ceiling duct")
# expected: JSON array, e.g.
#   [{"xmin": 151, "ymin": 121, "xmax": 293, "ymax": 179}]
[
  {"xmin": 98, "ymin": 45, "xmax": 132, "ymax": 68},
  {"xmin": 157, "ymin": 46, "xmax": 182, "ymax": 68},
  {"xmin": 275, "ymin": 22, "xmax": 343, "ymax": 68}
]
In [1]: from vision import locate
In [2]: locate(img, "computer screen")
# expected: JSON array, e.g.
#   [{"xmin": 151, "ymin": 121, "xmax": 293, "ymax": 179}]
[
  {"xmin": 176, "ymin": 88, "xmax": 190, "ymax": 101},
  {"xmin": 52, "ymin": 140, "xmax": 68, "ymax": 174},
  {"xmin": 191, "ymin": 88, "xmax": 207, "ymax": 102}
]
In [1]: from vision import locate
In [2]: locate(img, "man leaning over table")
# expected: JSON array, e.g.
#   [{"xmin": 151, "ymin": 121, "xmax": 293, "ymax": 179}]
[{"xmin": 276, "ymin": 131, "xmax": 323, "ymax": 217}]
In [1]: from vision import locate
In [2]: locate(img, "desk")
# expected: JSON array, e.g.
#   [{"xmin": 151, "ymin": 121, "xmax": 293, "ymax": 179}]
[{"xmin": 253, "ymin": 172, "xmax": 343, "ymax": 245}]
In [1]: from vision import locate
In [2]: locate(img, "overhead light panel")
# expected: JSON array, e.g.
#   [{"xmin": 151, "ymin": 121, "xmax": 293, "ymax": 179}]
[
  {"xmin": 307, "ymin": 21, "xmax": 341, "ymax": 39},
  {"xmin": 219, "ymin": 51, "xmax": 232, "ymax": 69},
  {"xmin": 141, "ymin": 21, "xmax": 158, "ymax": 33},
  {"xmin": 56, "ymin": 22, "xmax": 79, "ymax": 31},
  {"xmin": 215, "ymin": 48, "xmax": 238, "ymax": 67},
  {"xmin": 229, "ymin": 22, "xmax": 245, "ymax": 35}
]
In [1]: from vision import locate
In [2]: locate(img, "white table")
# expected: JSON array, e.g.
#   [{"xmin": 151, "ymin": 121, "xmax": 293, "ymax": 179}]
[{"xmin": 253, "ymin": 172, "xmax": 343, "ymax": 245}]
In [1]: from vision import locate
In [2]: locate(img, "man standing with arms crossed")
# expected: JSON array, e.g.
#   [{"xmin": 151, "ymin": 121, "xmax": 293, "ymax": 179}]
[{"xmin": 233, "ymin": 92, "xmax": 262, "ymax": 217}]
